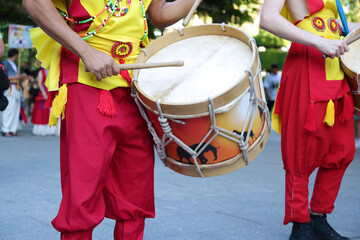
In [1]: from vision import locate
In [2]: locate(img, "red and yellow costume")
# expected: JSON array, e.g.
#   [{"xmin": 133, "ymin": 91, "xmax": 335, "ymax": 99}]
[
  {"xmin": 30, "ymin": 0, "xmax": 155, "ymax": 239},
  {"xmin": 273, "ymin": 0, "xmax": 356, "ymax": 225}
]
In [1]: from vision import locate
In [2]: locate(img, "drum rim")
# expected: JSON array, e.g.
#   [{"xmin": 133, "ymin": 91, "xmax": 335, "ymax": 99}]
[
  {"xmin": 340, "ymin": 26, "xmax": 360, "ymax": 80},
  {"xmin": 133, "ymin": 24, "xmax": 260, "ymax": 118}
]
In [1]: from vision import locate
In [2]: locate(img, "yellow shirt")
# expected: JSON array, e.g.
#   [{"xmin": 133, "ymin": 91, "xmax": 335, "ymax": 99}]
[{"xmin": 30, "ymin": 0, "xmax": 152, "ymax": 91}]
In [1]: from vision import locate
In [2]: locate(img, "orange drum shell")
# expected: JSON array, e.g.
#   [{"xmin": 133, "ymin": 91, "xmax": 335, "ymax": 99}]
[
  {"xmin": 132, "ymin": 24, "xmax": 270, "ymax": 177},
  {"xmin": 340, "ymin": 27, "xmax": 360, "ymax": 116}
]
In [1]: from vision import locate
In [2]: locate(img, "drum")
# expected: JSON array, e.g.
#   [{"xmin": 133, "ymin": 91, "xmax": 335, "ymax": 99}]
[
  {"xmin": 131, "ymin": 24, "xmax": 271, "ymax": 177},
  {"xmin": 341, "ymin": 27, "xmax": 360, "ymax": 116}
]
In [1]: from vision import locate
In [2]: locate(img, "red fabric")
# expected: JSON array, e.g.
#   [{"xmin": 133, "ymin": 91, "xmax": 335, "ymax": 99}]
[
  {"xmin": 31, "ymin": 100, "xmax": 50, "ymax": 125},
  {"xmin": 20, "ymin": 107, "xmax": 28, "ymax": 124},
  {"xmin": 68, "ymin": 0, "xmax": 92, "ymax": 33},
  {"xmin": 278, "ymin": 43, "xmax": 356, "ymax": 224},
  {"xmin": 60, "ymin": 47, "xmax": 80, "ymax": 85},
  {"xmin": 307, "ymin": 46, "xmax": 349, "ymax": 102},
  {"xmin": 119, "ymin": 59, "xmax": 132, "ymax": 85},
  {"xmin": 114, "ymin": 219, "xmax": 145, "ymax": 240},
  {"xmin": 32, "ymin": 68, "xmax": 51, "ymax": 125},
  {"xmin": 51, "ymin": 83, "xmax": 155, "ymax": 239},
  {"xmin": 306, "ymin": 0, "xmax": 324, "ymax": 16}
]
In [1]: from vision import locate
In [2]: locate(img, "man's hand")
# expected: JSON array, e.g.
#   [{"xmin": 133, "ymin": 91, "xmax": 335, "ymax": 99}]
[{"xmin": 81, "ymin": 48, "xmax": 121, "ymax": 81}]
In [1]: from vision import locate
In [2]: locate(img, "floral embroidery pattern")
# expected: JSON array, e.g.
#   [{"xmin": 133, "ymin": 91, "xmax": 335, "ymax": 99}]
[
  {"xmin": 328, "ymin": 18, "xmax": 338, "ymax": 33},
  {"xmin": 312, "ymin": 17, "xmax": 326, "ymax": 32},
  {"xmin": 111, "ymin": 41, "xmax": 133, "ymax": 59}
]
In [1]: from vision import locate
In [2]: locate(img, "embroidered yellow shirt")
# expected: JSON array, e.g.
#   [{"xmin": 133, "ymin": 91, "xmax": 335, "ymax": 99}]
[{"xmin": 30, "ymin": 0, "xmax": 152, "ymax": 91}]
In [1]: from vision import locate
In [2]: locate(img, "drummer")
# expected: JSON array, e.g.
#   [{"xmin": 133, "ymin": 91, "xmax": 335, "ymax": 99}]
[
  {"xmin": 260, "ymin": 0, "xmax": 360, "ymax": 239},
  {"xmin": 23, "ymin": 0, "xmax": 200, "ymax": 239}
]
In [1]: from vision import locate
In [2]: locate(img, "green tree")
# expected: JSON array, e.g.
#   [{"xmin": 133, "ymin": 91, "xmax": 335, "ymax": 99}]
[
  {"xmin": 197, "ymin": 0, "xmax": 259, "ymax": 25},
  {"xmin": 343, "ymin": 0, "xmax": 360, "ymax": 22},
  {"xmin": 254, "ymin": 29, "xmax": 290, "ymax": 49},
  {"xmin": 148, "ymin": 0, "xmax": 260, "ymax": 38}
]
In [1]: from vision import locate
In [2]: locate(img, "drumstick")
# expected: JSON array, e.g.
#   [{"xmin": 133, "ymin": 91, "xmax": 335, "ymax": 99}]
[
  {"xmin": 322, "ymin": 33, "xmax": 360, "ymax": 59},
  {"xmin": 183, "ymin": 0, "xmax": 202, "ymax": 27},
  {"xmin": 118, "ymin": 61, "xmax": 184, "ymax": 70}
]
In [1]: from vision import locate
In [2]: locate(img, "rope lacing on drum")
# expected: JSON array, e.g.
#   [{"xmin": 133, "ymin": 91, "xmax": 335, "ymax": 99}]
[
  {"xmin": 156, "ymin": 100, "xmax": 205, "ymax": 177},
  {"xmin": 141, "ymin": 48, "xmax": 147, "ymax": 57},
  {"xmin": 130, "ymin": 79, "xmax": 168, "ymax": 163},
  {"xmin": 221, "ymin": 23, "xmax": 226, "ymax": 32},
  {"xmin": 355, "ymin": 71, "xmax": 360, "ymax": 94},
  {"xmin": 178, "ymin": 28, "xmax": 184, "ymax": 36}
]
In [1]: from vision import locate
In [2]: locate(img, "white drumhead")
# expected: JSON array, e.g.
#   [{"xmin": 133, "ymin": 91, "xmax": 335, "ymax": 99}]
[
  {"xmin": 342, "ymin": 39, "xmax": 360, "ymax": 72},
  {"xmin": 137, "ymin": 35, "xmax": 253, "ymax": 104}
]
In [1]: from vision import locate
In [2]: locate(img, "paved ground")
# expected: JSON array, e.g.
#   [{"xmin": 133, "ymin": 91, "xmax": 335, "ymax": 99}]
[{"xmin": 0, "ymin": 124, "xmax": 359, "ymax": 240}]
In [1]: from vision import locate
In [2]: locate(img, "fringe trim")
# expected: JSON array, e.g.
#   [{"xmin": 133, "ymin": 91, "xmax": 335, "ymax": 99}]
[
  {"xmin": 49, "ymin": 84, "xmax": 67, "ymax": 127},
  {"xmin": 97, "ymin": 89, "xmax": 117, "ymax": 117},
  {"xmin": 339, "ymin": 93, "xmax": 353, "ymax": 122},
  {"xmin": 323, "ymin": 99, "xmax": 335, "ymax": 127}
]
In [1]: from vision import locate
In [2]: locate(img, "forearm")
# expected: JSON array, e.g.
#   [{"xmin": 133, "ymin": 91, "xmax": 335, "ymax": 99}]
[
  {"xmin": 148, "ymin": 0, "xmax": 197, "ymax": 29},
  {"xmin": 8, "ymin": 76, "xmax": 19, "ymax": 81},
  {"xmin": 260, "ymin": 0, "xmax": 349, "ymax": 58},
  {"xmin": 260, "ymin": 4, "xmax": 322, "ymax": 48},
  {"xmin": 22, "ymin": 0, "xmax": 92, "ymax": 60},
  {"xmin": 23, "ymin": 0, "xmax": 120, "ymax": 81},
  {"xmin": 36, "ymin": 71, "xmax": 46, "ymax": 94}
]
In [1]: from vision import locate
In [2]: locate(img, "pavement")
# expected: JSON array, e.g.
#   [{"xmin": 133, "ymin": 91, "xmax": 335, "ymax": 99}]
[{"xmin": 0, "ymin": 123, "xmax": 359, "ymax": 240}]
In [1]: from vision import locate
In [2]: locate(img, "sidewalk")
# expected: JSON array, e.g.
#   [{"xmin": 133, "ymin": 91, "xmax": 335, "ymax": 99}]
[{"xmin": 0, "ymin": 124, "xmax": 359, "ymax": 240}]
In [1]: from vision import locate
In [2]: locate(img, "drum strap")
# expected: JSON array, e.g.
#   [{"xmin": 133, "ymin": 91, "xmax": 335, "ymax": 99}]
[{"xmin": 335, "ymin": 0, "xmax": 349, "ymax": 36}]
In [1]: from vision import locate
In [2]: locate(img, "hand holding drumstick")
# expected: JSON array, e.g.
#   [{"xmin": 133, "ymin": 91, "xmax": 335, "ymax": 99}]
[{"xmin": 322, "ymin": 32, "xmax": 360, "ymax": 59}]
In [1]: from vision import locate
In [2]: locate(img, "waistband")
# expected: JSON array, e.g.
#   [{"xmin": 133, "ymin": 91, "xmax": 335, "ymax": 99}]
[{"xmin": 296, "ymin": 8, "xmax": 342, "ymax": 40}]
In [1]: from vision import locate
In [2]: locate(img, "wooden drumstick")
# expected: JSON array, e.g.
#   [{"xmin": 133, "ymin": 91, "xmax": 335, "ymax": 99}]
[
  {"xmin": 119, "ymin": 61, "xmax": 184, "ymax": 70},
  {"xmin": 322, "ymin": 32, "xmax": 360, "ymax": 59},
  {"xmin": 183, "ymin": 0, "xmax": 202, "ymax": 27}
]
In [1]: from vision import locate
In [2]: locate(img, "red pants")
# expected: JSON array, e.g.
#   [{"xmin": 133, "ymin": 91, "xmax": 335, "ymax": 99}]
[
  {"xmin": 280, "ymin": 80, "xmax": 355, "ymax": 224},
  {"xmin": 51, "ymin": 84, "xmax": 155, "ymax": 239}
]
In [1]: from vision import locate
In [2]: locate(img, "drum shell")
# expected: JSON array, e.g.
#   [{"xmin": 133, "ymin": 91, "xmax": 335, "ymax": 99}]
[
  {"xmin": 132, "ymin": 24, "xmax": 270, "ymax": 177},
  {"xmin": 146, "ymin": 90, "xmax": 270, "ymax": 177},
  {"xmin": 340, "ymin": 27, "xmax": 360, "ymax": 116}
]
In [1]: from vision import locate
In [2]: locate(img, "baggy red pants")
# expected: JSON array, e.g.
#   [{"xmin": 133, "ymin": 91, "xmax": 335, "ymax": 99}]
[
  {"xmin": 279, "ymin": 78, "xmax": 356, "ymax": 224},
  {"xmin": 51, "ymin": 83, "xmax": 155, "ymax": 239}
]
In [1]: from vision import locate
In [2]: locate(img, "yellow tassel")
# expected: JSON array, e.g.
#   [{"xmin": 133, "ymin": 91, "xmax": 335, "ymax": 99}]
[
  {"xmin": 49, "ymin": 84, "xmax": 68, "ymax": 127},
  {"xmin": 323, "ymin": 99, "xmax": 335, "ymax": 127}
]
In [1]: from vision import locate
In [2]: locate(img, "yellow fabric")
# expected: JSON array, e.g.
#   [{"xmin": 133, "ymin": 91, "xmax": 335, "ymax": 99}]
[
  {"xmin": 30, "ymin": 0, "xmax": 152, "ymax": 91},
  {"xmin": 272, "ymin": 109, "xmax": 282, "ymax": 135},
  {"xmin": 296, "ymin": 8, "xmax": 344, "ymax": 81},
  {"xmin": 323, "ymin": 99, "xmax": 335, "ymax": 126},
  {"xmin": 49, "ymin": 84, "xmax": 67, "ymax": 126}
]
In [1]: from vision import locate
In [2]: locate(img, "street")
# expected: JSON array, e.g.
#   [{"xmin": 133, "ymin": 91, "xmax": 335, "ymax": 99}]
[{"xmin": 0, "ymin": 124, "xmax": 359, "ymax": 240}]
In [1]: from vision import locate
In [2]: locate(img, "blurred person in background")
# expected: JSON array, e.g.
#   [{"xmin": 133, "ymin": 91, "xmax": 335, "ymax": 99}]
[
  {"xmin": 1, "ymin": 49, "xmax": 27, "ymax": 137},
  {"xmin": 263, "ymin": 63, "xmax": 281, "ymax": 113},
  {"xmin": 31, "ymin": 61, "xmax": 57, "ymax": 136}
]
